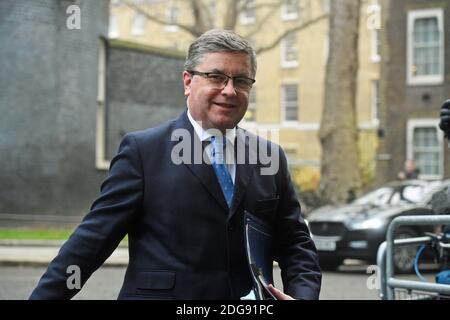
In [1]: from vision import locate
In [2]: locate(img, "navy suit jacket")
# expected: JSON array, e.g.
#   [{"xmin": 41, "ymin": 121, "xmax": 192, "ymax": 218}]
[{"xmin": 30, "ymin": 111, "xmax": 321, "ymax": 300}]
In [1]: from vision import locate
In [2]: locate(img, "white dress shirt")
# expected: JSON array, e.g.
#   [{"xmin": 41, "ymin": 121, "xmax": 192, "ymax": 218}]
[{"xmin": 187, "ymin": 108, "xmax": 236, "ymax": 183}]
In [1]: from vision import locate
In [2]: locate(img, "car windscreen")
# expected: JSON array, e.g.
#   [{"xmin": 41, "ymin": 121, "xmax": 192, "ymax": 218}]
[
  {"xmin": 353, "ymin": 187, "xmax": 394, "ymax": 206},
  {"xmin": 353, "ymin": 185, "xmax": 426, "ymax": 206}
]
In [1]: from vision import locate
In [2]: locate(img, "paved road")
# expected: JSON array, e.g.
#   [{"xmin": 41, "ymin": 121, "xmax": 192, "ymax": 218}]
[{"xmin": 0, "ymin": 262, "xmax": 384, "ymax": 300}]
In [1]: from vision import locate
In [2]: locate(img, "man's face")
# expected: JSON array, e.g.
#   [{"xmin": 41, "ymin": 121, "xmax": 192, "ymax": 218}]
[{"xmin": 183, "ymin": 51, "xmax": 253, "ymax": 132}]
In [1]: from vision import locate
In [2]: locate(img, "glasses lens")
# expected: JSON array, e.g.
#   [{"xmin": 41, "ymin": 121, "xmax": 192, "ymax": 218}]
[
  {"xmin": 206, "ymin": 73, "xmax": 228, "ymax": 87},
  {"xmin": 234, "ymin": 77, "xmax": 254, "ymax": 90},
  {"xmin": 203, "ymin": 72, "xmax": 254, "ymax": 91}
]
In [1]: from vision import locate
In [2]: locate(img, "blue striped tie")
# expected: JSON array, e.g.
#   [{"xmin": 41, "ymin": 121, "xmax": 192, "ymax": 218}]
[{"xmin": 211, "ymin": 136, "xmax": 234, "ymax": 208}]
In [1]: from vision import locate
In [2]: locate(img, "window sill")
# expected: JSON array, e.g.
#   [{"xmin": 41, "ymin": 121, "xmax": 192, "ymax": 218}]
[
  {"xmin": 282, "ymin": 14, "xmax": 298, "ymax": 21},
  {"xmin": 281, "ymin": 62, "xmax": 299, "ymax": 69},
  {"xmin": 407, "ymin": 76, "xmax": 444, "ymax": 86}
]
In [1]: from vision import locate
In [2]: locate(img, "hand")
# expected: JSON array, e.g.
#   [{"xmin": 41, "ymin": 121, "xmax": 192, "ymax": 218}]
[
  {"xmin": 439, "ymin": 99, "xmax": 450, "ymax": 138},
  {"xmin": 268, "ymin": 284, "xmax": 294, "ymax": 300}
]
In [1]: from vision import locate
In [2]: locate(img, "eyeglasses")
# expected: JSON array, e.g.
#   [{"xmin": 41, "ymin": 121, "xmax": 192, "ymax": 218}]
[{"xmin": 187, "ymin": 70, "xmax": 255, "ymax": 92}]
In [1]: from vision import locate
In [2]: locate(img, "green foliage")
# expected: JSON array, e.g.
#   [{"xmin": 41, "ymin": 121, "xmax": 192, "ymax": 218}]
[
  {"xmin": 0, "ymin": 229, "xmax": 73, "ymax": 240},
  {"xmin": 0, "ymin": 229, "xmax": 128, "ymax": 244}
]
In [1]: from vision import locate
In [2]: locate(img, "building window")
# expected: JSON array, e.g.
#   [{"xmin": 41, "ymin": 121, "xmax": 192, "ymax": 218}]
[
  {"xmin": 166, "ymin": 5, "xmax": 179, "ymax": 32},
  {"xmin": 241, "ymin": 0, "xmax": 256, "ymax": 25},
  {"xmin": 109, "ymin": 14, "xmax": 119, "ymax": 39},
  {"xmin": 322, "ymin": 0, "xmax": 330, "ymax": 14},
  {"xmin": 246, "ymin": 36, "xmax": 256, "ymax": 49},
  {"xmin": 371, "ymin": 80, "xmax": 380, "ymax": 123},
  {"xmin": 209, "ymin": 1, "xmax": 217, "ymax": 22},
  {"xmin": 407, "ymin": 9, "xmax": 444, "ymax": 85},
  {"xmin": 367, "ymin": 1, "xmax": 381, "ymax": 62},
  {"xmin": 245, "ymin": 89, "xmax": 256, "ymax": 122},
  {"xmin": 407, "ymin": 120, "xmax": 443, "ymax": 179},
  {"xmin": 282, "ymin": 84, "xmax": 299, "ymax": 122},
  {"xmin": 371, "ymin": 28, "xmax": 381, "ymax": 62},
  {"xmin": 281, "ymin": 33, "xmax": 298, "ymax": 68},
  {"xmin": 282, "ymin": 0, "xmax": 299, "ymax": 21},
  {"xmin": 131, "ymin": 11, "xmax": 146, "ymax": 36},
  {"xmin": 285, "ymin": 149, "xmax": 298, "ymax": 167},
  {"xmin": 324, "ymin": 32, "xmax": 329, "ymax": 64}
]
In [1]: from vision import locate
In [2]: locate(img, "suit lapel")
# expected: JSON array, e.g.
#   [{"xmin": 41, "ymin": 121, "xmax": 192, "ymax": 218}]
[
  {"xmin": 172, "ymin": 111, "xmax": 229, "ymax": 212},
  {"xmin": 184, "ymin": 159, "xmax": 229, "ymax": 212},
  {"xmin": 229, "ymin": 128, "xmax": 255, "ymax": 220}
]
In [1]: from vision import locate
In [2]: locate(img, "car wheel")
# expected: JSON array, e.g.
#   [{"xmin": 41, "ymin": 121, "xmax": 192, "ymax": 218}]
[
  {"xmin": 393, "ymin": 227, "xmax": 419, "ymax": 274},
  {"xmin": 319, "ymin": 257, "xmax": 343, "ymax": 271}
]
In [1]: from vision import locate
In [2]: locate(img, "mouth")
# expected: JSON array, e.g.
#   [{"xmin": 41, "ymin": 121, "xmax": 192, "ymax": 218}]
[{"xmin": 213, "ymin": 102, "xmax": 237, "ymax": 109}]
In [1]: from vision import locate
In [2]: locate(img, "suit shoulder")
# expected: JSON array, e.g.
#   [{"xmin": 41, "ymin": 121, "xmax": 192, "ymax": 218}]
[
  {"xmin": 124, "ymin": 118, "xmax": 178, "ymax": 146},
  {"xmin": 239, "ymin": 128, "xmax": 284, "ymax": 153}
]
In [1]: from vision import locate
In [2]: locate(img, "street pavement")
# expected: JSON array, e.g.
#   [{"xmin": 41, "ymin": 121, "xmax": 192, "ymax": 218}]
[
  {"xmin": 0, "ymin": 240, "xmax": 384, "ymax": 300},
  {"xmin": 0, "ymin": 240, "xmax": 128, "ymax": 266}
]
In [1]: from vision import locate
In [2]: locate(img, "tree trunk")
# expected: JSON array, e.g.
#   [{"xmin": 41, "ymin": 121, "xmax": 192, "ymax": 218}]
[{"xmin": 319, "ymin": 0, "xmax": 361, "ymax": 204}]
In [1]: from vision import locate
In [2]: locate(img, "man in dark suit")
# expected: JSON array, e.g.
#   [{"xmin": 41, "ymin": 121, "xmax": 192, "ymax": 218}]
[{"xmin": 30, "ymin": 29, "xmax": 321, "ymax": 300}]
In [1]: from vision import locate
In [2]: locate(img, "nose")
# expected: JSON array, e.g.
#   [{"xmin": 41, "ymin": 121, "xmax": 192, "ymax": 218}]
[{"xmin": 221, "ymin": 78, "xmax": 237, "ymax": 96}]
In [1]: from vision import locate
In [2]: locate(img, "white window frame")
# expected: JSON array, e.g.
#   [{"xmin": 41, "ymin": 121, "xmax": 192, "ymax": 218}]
[
  {"xmin": 407, "ymin": 119, "xmax": 443, "ymax": 180},
  {"xmin": 284, "ymin": 148, "xmax": 300, "ymax": 167},
  {"xmin": 322, "ymin": 0, "xmax": 330, "ymax": 14},
  {"xmin": 131, "ymin": 11, "xmax": 146, "ymax": 36},
  {"xmin": 96, "ymin": 38, "xmax": 110, "ymax": 170},
  {"xmin": 324, "ymin": 32, "xmax": 329, "ymax": 65},
  {"xmin": 165, "ymin": 5, "xmax": 179, "ymax": 32},
  {"xmin": 367, "ymin": 2, "xmax": 381, "ymax": 62},
  {"xmin": 244, "ymin": 88, "xmax": 257, "ymax": 123},
  {"xmin": 281, "ymin": 33, "xmax": 299, "ymax": 68},
  {"xmin": 209, "ymin": 1, "xmax": 217, "ymax": 22},
  {"xmin": 371, "ymin": 80, "xmax": 380, "ymax": 125},
  {"xmin": 281, "ymin": 84, "xmax": 299, "ymax": 125},
  {"xmin": 371, "ymin": 28, "xmax": 381, "ymax": 62},
  {"xmin": 281, "ymin": 0, "xmax": 299, "ymax": 21},
  {"xmin": 240, "ymin": 0, "xmax": 256, "ymax": 25},
  {"xmin": 109, "ymin": 14, "xmax": 119, "ymax": 39},
  {"xmin": 407, "ymin": 8, "xmax": 444, "ymax": 86}
]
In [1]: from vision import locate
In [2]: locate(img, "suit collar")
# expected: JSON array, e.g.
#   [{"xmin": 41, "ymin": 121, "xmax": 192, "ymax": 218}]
[
  {"xmin": 172, "ymin": 110, "xmax": 255, "ymax": 216},
  {"xmin": 186, "ymin": 108, "xmax": 236, "ymax": 146},
  {"xmin": 173, "ymin": 111, "xmax": 229, "ymax": 211}
]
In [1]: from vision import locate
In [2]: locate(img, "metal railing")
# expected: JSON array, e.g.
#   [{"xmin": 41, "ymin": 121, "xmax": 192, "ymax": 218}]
[{"xmin": 377, "ymin": 215, "xmax": 450, "ymax": 300}]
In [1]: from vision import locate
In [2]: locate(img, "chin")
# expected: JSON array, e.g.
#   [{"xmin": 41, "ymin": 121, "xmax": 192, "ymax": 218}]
[{"xmin": 212, "ymin": 117, "xmax": 240, "ymax": 130}]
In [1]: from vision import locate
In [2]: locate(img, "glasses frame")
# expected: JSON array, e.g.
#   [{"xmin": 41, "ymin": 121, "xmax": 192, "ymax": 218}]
[{"xmin": 187, "ymin": 70, "xmax": 255, "ymax": 91}]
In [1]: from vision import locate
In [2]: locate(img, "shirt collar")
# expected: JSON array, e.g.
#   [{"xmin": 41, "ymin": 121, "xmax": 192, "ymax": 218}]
[{"xmin": 187, "ymin": 106, "xmax": 236, "ymax": 145}]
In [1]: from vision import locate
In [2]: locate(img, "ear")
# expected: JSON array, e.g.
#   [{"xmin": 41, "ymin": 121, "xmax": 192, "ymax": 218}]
[{"xmin": 183, "ymin": 71, "xmax": 192, "ymax": 97}]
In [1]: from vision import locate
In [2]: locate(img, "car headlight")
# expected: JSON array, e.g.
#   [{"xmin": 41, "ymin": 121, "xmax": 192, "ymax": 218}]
[{"xmin": 349, "ymin": 218, "xmax": 384, "ymax": 230}]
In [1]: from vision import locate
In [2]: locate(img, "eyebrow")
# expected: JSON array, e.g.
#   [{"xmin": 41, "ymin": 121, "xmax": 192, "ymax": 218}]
[{"xmin": 208, "ymin": 68, "xmax": 250, "ymax": 78}]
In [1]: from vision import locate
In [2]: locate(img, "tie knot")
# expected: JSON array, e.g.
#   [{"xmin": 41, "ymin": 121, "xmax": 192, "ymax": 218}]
[
  {"xmin": 211, "ymin": 135, "xmax": 226, "ymax": 146},
  {"xmin": 211, "ymin": 136, "xmax": 226, "ymax": 162}
]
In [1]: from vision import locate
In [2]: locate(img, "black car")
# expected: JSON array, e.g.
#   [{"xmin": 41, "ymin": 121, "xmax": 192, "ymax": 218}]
[{"xmin": 307, "ymin": 180, "xmax": 449, "ymax": 273}]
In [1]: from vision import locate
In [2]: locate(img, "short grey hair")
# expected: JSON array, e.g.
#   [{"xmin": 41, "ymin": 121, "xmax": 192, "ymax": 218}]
[{"xmin": 184, "ymin": 29, "xmax": 257, "ymax": 77}]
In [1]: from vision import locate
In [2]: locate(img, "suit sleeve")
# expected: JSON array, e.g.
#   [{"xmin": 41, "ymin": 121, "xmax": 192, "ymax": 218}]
[
  {"xmin": 274, "ymin": 147, "xmax": 322, "ymax": 300},
  {"xmin": 29, "ymin": 134, "xmax": 143, "ymax": 299}
]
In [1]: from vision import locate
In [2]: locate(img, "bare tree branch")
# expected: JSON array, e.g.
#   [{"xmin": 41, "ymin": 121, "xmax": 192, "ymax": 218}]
[
  {"xmin": 243, "ymin": 2, "xmax": 282, "ymax": 39},
  {"xmin": 251, "ymin": 1, "xmax": 283, "ymax": 11},
  {"xmin": 122, "ymin": 0, "xmax": 200, "ymax": 37},
  {"xmin": 255, "ymin": 13, "xmax": 328, "ymax": 54},
  {"xmin": 197, "ymin": 0, "xmax": 214, "ymax": 29},
  {"xmin": 223, "ymin": 0, "xmax": 241, "ymax": 30},
  {"xmin": 119, "ymin": 0, "xmax": 326, "ymax": 55},
  {"xmin": 223, "ymin": 0, "xmax": 282, "ymax": 30},
  {"xmin": 190, "ymin": 0, "xmax": 209, "ymax": 35}
]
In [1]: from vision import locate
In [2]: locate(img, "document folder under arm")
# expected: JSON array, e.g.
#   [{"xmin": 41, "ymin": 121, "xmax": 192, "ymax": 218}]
[{"xmin": 244, "ymin": 211, "xmax": 277, "ymax": 300}]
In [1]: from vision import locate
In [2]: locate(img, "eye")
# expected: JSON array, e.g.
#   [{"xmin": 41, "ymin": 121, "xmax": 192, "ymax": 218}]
[
  {"xmin": 234, "ymin": 77, "xmax": 252, "ymax": 88},
  {"xmin": 207, "ymin": 73, "xmax": 227, "ymax": 83}
]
